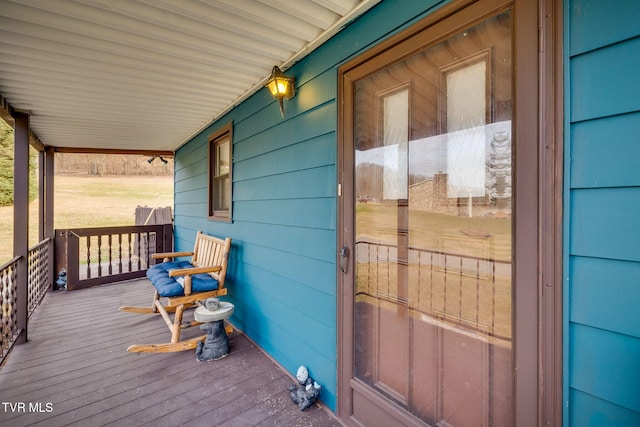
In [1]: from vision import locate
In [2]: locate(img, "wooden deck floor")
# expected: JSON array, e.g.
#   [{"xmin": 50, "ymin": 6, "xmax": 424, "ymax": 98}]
[{"xmin": 0, "ymin": 279, "xmax": 342, "ymax": 427}]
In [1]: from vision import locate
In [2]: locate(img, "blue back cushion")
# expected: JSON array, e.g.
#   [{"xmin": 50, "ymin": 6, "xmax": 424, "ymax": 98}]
[{"xmin": 146, "ymin": 261, "xmax": 219, "ymax": 297}]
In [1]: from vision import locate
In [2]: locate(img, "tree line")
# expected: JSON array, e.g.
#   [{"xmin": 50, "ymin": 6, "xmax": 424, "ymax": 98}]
[
  {"xmin": 0, "ymin": 120, "xmax": 37, "ymax": 206},
  {"xmin": 54, "ymin": 153, "xmax": 172, "ymax": 176},
  {"xmin": 0, "ymin": 120, "xmax": 173, "ymax": 206}
]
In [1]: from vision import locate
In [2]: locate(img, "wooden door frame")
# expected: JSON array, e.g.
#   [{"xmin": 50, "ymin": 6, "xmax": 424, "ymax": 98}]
[{"xmin": 336, "ymin": 0, "xmax": 563, "ymax": 425}]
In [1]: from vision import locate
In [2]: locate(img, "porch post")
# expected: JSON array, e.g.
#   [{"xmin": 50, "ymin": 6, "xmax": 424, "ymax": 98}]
[
  {"xmin": 44, "ymin": 148, "xmax": 55, "ymax": 239},
  {"xmin": 45, "ymin": 148, "xmax": 55, "ymax": 286},
  {"xmin": 38, "ymin": 150, "xmax": 44, "ymax": 240},
  {"xmin": 13, "ymin": 111, "xmax": 29, "ymax": 344}
]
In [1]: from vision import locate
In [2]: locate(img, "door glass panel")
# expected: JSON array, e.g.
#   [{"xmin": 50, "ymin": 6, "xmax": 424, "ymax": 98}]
[
  {"xmin": 354, "ymin": 11, "xmax": 513, "ymax": 426},
  {"xmin": 382, "ymin": 88, "xmax": 409, "ymax": 200}
]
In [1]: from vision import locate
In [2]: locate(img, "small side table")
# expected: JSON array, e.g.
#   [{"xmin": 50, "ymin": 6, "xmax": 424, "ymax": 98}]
[{"xmin": 194, "ymin": 300, "xmax": 234, "ymax": 361}]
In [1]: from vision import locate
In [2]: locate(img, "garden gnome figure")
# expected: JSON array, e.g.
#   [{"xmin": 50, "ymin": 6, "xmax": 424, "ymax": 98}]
[
  {"xmin": 289, "ymin": 365, "xmax": 322, "ymax": 411},
  {"xmin": 55, "ymin": 268, "xmax": 67, "ymax": 290}
]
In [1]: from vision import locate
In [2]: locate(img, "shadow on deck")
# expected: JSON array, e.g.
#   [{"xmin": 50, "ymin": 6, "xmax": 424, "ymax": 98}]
[{"xmin": 0, "ymin": 279, "xmax": 342, "ymax": 427}]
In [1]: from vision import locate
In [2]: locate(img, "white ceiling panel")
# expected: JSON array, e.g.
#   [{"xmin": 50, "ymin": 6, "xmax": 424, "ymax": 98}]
[{"xmin": 0, "ymin": 0, "xmax": 378, "ymax": 152}]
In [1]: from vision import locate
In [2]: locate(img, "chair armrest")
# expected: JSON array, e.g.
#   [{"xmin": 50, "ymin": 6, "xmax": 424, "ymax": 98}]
[
  {"xmin": 152, "ymin": 251, "xmax": 194, "ymax": 260},
  {"xmin": 168, "ymin": 265, "xmax": 222, "ymax": 277}
]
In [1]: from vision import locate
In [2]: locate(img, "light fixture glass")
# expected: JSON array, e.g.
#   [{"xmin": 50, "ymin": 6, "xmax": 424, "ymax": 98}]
[{"xmin": 265, "ymin": 65, "xmax": 295, "ymax": 118}]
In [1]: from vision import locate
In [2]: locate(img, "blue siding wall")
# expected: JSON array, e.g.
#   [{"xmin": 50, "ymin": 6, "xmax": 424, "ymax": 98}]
[
  {"xmin": 173, "ymin": 0, "xmax": 448, "ymax": 411},
  {"xmin": 566, "ymin": 0, "xmax": 640, "ymax": 425}
]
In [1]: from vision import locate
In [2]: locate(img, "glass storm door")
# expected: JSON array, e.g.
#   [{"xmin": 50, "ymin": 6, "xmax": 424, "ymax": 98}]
[{"xmin": 339, "ymin": 5, "xmax": 515, "ymax": 427}]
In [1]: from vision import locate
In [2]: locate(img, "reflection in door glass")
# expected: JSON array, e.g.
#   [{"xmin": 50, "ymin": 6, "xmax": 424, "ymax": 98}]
[{"xmin": 354, "ymin": 11, "xmax": 513, "ymax": 426}]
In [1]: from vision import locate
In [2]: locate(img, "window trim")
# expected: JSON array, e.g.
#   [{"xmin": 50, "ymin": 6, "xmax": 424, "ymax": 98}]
[{"xmin": 208, "ymin": 122, "xmax": 233, "ymax": 221}]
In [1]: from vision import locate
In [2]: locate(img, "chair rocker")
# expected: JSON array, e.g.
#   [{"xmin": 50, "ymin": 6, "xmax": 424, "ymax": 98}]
[{"xmin": 120, "ymin": 231, "xmax": 232, "ymax": 353}]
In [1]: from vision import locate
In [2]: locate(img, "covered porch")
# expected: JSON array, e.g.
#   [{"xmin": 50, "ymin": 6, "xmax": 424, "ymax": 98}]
[
  {"xmin": 0, "ymin": 277, "xmax": 341, "ymax": 426},
  {"xmin": 0, "ymin": 1, "xmax": 373, "ymax": 422},
  {"xmin": 0, "ymin": 0, "xmax": 581, "ymax": 425}
]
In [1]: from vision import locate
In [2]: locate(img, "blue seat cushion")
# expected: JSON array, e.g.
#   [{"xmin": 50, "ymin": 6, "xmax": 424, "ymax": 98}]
[{"xmin": 146, "ymin": 260, "xmax": 219, "ymax": 297}]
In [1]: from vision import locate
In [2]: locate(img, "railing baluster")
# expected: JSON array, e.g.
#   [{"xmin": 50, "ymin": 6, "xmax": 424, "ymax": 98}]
[
  {"xmin": 443, "ymin": 253, "xmax": 447, "ymax": 319},
  {"xmin": 146, "ymin": 232, "xmax": 152, "ymax": 268},
  {"xmin": 108, "ymin": 234, "xmax": 113, "ymax": 276},
  {"xmin": 127, "ymin": 232, "xmax": 132, "ymax": 273},
  {"xmin": 136, "ymin": 233, "xmax": 141, "ymax": 270},
  {"xmin": 459, "ymin": 255, "xmax": 463, "ymax": 321},
  {"xmin": 429, "ymin": 252, "xmax": 433, "ymax": 314},
  {"xmin": 367, "ymin": 243, "xmax": 371, "ymax": 297},
  {"xmin": 385, "ymin": 246, "xmax": 390, "ymax": 298},
  {"xmin": 118, "ymin": 233, "xmax": 123, "ymax": 274},
  {"xmin": 492, "ymin": 261, "xmax": 497, "ymax": 336},
  {"xmin": 416, "ymin": 251, "xmax": 421, "ymax": 313},
  {"xmin": 375, "ymin": 244, "xmax": 379, "ymax": 298},
  {"xmin": 476, "ymin": 258, "xmax": 480, "ymax": 329},
  {"xmin": 97, "ymin": 234, "xmax": 103, "ymax": 277},
  {"xmin": 86, "ymin": 236, "xmax": 91, "ymax": 278}
]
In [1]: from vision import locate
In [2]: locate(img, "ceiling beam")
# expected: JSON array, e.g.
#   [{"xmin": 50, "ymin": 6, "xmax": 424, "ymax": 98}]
[
  {"xmin": 0, "ymin": 93, "xmax": 15, "ymax": 125},
  {"xmin": 1, "ymin": 93, "xmax": 46, "ymax": 152},
  {"xmin": 52, "ymin": 146, "xmax": 174, "ymax": 157}
]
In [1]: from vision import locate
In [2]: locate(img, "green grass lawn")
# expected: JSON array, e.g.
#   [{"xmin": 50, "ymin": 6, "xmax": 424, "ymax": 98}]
[
  {"xmin": 0, "ymin": 175, "xmax": 173, "ymax": 266},
  {"xmin": 356, "ymin": 202, "xmax": 511, "ymax": 261}
]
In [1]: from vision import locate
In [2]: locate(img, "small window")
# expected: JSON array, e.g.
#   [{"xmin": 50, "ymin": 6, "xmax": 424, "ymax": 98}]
[{"xmin": 208, "ymin": 123, "xmax": 232, "ymax": 220}]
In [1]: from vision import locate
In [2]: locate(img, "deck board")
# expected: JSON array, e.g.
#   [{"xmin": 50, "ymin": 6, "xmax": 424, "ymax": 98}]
[{"xmin": 0, "ymin": 279, "xmax": 342, "ymax": 427}]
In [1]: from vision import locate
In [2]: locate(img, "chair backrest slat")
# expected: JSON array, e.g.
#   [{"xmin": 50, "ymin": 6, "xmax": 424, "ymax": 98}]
[{"xmin": 190, "ymin": 231, "xmax": 231, "ymax": 288}]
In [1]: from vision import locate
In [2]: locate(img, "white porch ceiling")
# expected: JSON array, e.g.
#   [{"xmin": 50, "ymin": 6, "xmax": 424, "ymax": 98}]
[{"xmin": 0, "ymin": 0, "xmax": 378, "ymax": 153}]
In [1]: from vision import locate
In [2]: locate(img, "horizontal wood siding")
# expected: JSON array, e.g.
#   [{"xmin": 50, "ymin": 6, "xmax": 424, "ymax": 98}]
[
  {"xmin": 570, "ymin": 113, "xmax": 640, "ymax": 188},
  {"xmin": 567, "ymin": 0, "xmax": 640, "ymax": 424},
  {"xmin": 173, "ymin": 0, "xmax": 447, "ymax": 412}
]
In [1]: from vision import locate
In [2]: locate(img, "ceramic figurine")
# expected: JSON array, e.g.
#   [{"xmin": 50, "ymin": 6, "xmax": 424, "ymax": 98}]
[
  {"xmin": 289, "ymin": 365, "xmax": 322, "ymax": 411},
  {"xmin": 195, "ymin": 320, "xmax": 229, "ymax": 361},
  {"xmin": 55, "ymin": 268, "xmax": 67, "ymax": 290},
  {"xmin": 296, "ymin": 365, "xmax": 308, "ymax": 383}
]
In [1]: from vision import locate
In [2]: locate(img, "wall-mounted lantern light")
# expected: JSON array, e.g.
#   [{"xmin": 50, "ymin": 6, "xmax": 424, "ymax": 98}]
[{"xmin": 265, "ymin": 65, "xmax": 295, "ymax": 118}]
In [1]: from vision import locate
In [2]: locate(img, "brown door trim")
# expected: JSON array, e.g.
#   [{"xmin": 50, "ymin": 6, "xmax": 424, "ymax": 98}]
[
  {"xmin": 512, "ymin": 0, "xmax": 564, "ymax": 425},
  {"xmin": 336, "ymin": 0, "xmax": 563, "ymax": 425},
  {"xmin": 538, "ymin": 0, "xmax": 564, "ymax": 425}
]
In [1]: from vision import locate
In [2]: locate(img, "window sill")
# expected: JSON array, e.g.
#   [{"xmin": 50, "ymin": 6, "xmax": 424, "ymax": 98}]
[{"xmin": 208, "ymin": 215, "xmax": 232, "ymax": 223}]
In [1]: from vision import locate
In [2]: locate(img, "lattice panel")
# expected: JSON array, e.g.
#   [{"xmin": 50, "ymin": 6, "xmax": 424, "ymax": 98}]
[
  {"xmin": 28, "ymin": 240, "xmax": 51, "ymax": 317},
  {"xmin": 1, "ymin": 259, "xmax": 19, "ymax": 359}
]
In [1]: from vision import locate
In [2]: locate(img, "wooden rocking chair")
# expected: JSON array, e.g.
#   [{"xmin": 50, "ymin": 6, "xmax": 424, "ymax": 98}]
[{"xmin": 120, "ymin": 231, "xmax": 232, "ymax": 353}]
